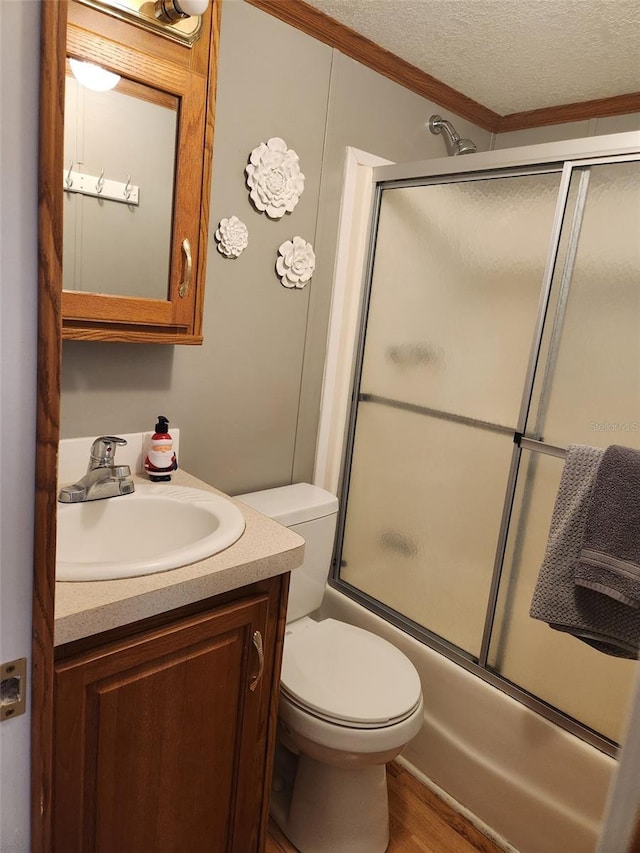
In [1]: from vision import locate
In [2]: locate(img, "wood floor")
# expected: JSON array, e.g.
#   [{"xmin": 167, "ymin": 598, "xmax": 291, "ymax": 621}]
[{"xmin": 265, "ymin": 761, "xmax": 504, "ymax": 853}]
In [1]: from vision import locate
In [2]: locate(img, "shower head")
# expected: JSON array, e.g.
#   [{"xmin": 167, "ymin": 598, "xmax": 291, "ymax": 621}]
[
  {"xmin": 452, "ymin": 136, "xmax": 478, "ymax": 155},
  {"xmin": 428, "ymin": 114, "xmax": 478, "ymax": 156}
]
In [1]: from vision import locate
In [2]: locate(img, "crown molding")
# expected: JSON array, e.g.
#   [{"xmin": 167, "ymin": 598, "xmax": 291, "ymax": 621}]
[
  {"xmin": 244, "ymin": 0, "xmax": 502, "ymax": 132},
  {"xmin": 497, "ymin": 92, "xmax": 640, "ymax": 133},
  {"xmin": 245, "ymin": 0, "xmax": 640, "ymax": 135}
]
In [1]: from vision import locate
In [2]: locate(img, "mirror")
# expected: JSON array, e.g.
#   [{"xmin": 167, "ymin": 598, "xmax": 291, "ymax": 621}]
[
  {"xmin": 63, "ymin": 67, "xmax": 178, "ymax": 300},
  {"xmin": 58, "ymin": 0, "xmax": 220, "ymax": 343}
]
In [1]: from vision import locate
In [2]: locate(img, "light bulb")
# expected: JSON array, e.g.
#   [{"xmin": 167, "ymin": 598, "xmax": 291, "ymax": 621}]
[
  {"xmin": 154, "ymin": 0, "xmax": 208, "ymax": 22},
  {"xmin": 69, "ymin": 59, "xmax": 120, "ymax": 92},
  {"xmin": 176, "ymin": 0, "xmax": 208, "ymax": 14}
]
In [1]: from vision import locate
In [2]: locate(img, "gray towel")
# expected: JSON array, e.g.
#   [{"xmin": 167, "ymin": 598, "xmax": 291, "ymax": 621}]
[
  {"xmin": 530, "ymin": 444, "xmax": 640, "ymax": 659},
  {"xmin": 575, "ymin": 445, "xmax": 640, "ymax": 608}
]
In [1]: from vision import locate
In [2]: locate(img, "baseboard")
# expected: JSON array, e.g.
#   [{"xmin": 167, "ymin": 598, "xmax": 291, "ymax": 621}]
[{"xmin": 395, "ymin": 754, "xmax": 521, "ymax": 853}]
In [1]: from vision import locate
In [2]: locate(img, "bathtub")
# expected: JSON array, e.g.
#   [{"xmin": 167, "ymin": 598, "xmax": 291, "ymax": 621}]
[{"xmin": 318, "ymin": 586, "xmax": 615, "ymax": 853}]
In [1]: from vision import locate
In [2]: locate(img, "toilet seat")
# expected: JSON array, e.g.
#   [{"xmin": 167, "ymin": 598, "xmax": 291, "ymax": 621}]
[
  {"xmin": 281, "ymin": 619, "xmax": 422, "ymax": 728},
  {"xmin": 280, "ymin": 689, "xmax": 422, "ymax": 730}
]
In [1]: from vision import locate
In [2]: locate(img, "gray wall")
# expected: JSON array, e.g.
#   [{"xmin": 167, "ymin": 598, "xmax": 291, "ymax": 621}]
[{"xmin": 60, "ymin": 0, "xmax": 491, "ymax": 494}]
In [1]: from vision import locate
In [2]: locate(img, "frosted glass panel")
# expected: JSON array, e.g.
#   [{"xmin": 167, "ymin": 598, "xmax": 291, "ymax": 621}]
[
  {"xmin": 490, "ymin": 160, "xmax": 640, "ymax": 742},
  {"xmin": 361, "ymin": 174, "xmax": 562, "ymax": 427},
  {"xmin": 530, "ymin": 161, "xmax": 640, "ymax": 451},
  {"xmin": 489, "ymin": 452, "xmax": 636, "ymax": 741},
  {"xmin": 340, "ymin": 403, "xmax": 513, "ymax": 656}
]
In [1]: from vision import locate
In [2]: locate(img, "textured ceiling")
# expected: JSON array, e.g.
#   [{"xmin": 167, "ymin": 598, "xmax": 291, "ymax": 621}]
[{"xmin": 304, "ymin": 0, "xmax": 640, "ymax": 115}]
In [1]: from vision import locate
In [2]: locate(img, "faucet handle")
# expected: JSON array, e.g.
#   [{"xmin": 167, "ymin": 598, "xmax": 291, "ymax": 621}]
[{"xmin": 89, "ymin": 436, "xmax": 127, "ymax": 468}]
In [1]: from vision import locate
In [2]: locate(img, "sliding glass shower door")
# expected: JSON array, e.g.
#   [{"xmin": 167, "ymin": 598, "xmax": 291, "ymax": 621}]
[
  {"xmin": 335, "ymin": 149, "xmax": 640, "ymax": 749},
  {"xmin": 488, "ymin": 159, "xmax": 640, "ymax": 742}
]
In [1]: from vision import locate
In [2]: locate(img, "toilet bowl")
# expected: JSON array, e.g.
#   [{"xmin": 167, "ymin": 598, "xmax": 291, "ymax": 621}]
[
  {"xmin": 280, "ymin": 617, "xmax": 423, "ymax": 757},
  {"xmin": 237, "ymin": 484, "xmax": 424, "ymax": 853}
]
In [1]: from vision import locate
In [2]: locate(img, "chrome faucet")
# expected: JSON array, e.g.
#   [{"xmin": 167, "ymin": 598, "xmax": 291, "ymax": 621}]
[{"xmin": 58, "ymin": 436, "xmax": 135, "ymax": 503}]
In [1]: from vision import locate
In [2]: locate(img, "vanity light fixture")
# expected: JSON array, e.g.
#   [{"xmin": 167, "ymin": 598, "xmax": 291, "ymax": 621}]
[
  {"xmin": 69, "ymin": 58, "xmax": 121, "ymax": 92},
  {"xmin": 78, "ymin": 0, "xmax": 207, "ymax": 46},
  {"xmin": 154, "ymin": 0, "xmax": 209, "ymax": 23}
]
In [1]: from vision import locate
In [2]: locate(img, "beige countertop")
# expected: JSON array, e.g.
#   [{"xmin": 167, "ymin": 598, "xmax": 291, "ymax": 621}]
[{"xmin": 54, "ymin": 470, "xmax": 304, "ymax": 646}]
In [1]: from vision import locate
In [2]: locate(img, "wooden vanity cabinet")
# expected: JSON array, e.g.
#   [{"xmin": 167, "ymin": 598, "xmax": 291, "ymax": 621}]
[{"xmin": 53, "ymin": 574, "xmax": 289, "ymax": 853}]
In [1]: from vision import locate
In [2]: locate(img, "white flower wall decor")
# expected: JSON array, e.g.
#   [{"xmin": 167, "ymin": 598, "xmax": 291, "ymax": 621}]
[
  {"xmin": 276, "ymin": 237, "xmax": 315, "ymax": 289},
  {"xmin": 246, "ymin": 137, "xmax": 305, "ymax": 219},
  {"xmin": 215, "ymin": 216, "xmax": 248, "ymax": 258}
]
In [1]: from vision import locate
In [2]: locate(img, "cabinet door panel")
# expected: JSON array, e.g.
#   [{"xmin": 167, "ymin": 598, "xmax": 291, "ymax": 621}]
[
  {"xmin": 54, "ymin": 594, "xmax": 270, "ymax": 853},
  {"xmin": 50, "ymin": 0, "xmax": 220, "ymax": 343}
]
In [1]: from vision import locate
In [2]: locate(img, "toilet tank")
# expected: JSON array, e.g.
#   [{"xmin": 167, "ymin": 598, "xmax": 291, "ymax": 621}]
[{"xmin": 236, "ymin": 483, "xmax": 338, "ymax": 622}]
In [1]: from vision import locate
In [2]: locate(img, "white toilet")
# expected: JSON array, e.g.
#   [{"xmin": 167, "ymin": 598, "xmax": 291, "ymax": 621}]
[{"xmin": 237, "ymin": 483, "xmax": 424, "ymax": 853}]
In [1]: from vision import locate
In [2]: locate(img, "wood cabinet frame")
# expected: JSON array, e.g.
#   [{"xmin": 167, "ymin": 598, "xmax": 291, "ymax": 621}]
[{"xmin": 44, "ymin": 0, "xmax": 220, "ymax": 344}]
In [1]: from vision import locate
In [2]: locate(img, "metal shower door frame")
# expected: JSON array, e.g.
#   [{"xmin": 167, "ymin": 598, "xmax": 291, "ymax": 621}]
[{"xmin": 331, "ymin": 133, "xmax": 640, "ymax": 757}]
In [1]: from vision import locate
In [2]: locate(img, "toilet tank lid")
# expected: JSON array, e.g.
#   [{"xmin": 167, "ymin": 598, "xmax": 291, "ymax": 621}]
[{"xmin": 236, "ymin": 483, "xmax": 338, "ymax": 526}]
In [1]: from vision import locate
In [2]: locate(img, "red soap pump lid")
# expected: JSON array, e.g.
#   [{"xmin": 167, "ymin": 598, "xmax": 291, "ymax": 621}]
[{"xmin": 153, "ymin": 415, "xmax": 171, "ymax": 439}]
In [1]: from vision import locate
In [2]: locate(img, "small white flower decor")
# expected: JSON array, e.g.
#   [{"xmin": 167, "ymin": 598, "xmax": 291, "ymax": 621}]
[
  {"xmin": 276, "ymin": 237, "xmax": 316, "ymax": 289},
  {"xmin": 245, "ymin": 137, "xmax": 305, "ymax": 219},
  {"xmin": 215, "ymin": 216, "xmax": 248, "ymax": 259}
]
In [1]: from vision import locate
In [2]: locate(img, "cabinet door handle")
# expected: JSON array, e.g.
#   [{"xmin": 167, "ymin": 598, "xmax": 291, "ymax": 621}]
[
  {"xmin": 249, "ymin": 631, "xmax": 264, "ymax": 693},
  {"xmin": 178, "ymin": 238, "xmax": 192, "ymax": 298}
]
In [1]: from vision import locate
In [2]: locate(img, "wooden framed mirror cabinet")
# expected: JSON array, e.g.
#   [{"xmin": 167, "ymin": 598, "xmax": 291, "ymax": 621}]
[{"xmin": 46, "ymin": 0, "xmax": 220, "ymax": 344}]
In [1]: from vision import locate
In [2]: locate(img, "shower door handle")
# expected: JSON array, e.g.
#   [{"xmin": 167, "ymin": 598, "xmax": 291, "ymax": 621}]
[{"xmin": 249, "ymin": 630, "xmax": 264, "ymax": 692}]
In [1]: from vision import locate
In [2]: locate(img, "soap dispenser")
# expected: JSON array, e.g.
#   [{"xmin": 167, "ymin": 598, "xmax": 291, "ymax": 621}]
[{"xmin": 144, "ymin": 416, "xmax": 178, "ymax": 482}]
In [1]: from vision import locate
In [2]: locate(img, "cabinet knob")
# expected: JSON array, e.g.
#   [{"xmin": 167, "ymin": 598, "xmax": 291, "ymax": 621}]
[{"xmin": 249, "ymin": 631, "xmax": 264, "ymax": 693}]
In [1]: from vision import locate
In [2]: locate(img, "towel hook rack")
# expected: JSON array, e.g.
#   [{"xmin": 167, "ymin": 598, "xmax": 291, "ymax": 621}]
[{"xmin": 62, "ymin": 167, "xmax": 140, "ymax": 206}]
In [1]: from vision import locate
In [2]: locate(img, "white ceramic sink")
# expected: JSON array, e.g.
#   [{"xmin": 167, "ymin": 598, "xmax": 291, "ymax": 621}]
[{"xmin": 56, "ymin": 484, "xmax": 246, "ymax": 582}]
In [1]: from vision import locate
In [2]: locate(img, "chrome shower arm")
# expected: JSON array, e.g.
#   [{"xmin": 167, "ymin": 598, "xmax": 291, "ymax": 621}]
[{"xmin": 428, "ymin": 114, "xmax": 477, "ymax": 156}]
